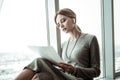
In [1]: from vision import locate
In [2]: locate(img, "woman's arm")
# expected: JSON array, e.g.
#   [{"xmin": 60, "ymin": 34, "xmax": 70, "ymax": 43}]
[{"xmin": 73, "ymin": 36, "xmax": 101, "ymax": 78}]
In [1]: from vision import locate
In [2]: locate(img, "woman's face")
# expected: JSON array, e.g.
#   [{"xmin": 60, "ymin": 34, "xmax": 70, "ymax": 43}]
[{"xmin": 56, "ymin": 14, "xmax": 75, "ymax": 33}]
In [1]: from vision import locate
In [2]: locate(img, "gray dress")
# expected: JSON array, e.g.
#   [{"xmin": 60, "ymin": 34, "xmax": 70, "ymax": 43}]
[{"xmin": 25, "ymin": 33, "xmax": 100, "ymax": 80}]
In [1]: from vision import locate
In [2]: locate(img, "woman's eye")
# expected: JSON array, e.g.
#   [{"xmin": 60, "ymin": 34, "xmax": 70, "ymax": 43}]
[{"xmin": 61, "ymin": 18, "xmax": 66, "ymax": 23}]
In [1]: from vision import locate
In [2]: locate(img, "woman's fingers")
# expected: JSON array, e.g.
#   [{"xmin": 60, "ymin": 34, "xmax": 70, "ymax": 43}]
[
  {"xmin": 57, "ymin": 63, "xmax": 67, "ymax": 68},
  {"xmin": 57, "ymin": 62, "xmax": 75, "ymax": 73}
]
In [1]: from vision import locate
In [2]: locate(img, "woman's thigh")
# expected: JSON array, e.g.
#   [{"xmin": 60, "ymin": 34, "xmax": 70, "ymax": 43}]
[{"xmin": 32, "ymin": 72, "xmax": 54, "ymax": 80}]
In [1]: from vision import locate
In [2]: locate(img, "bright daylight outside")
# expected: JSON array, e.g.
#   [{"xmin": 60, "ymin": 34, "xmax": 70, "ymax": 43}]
[
  {"xmin": 0, "ymin": 0, "xmax": 47, "ymax": 80},
  {"xmin": 0, "ymin": 0, "xmax": 120, "ymax": 80}
]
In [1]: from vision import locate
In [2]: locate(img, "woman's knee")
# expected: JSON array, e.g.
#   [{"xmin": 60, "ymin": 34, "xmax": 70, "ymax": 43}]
[
  {"xmin": 34, "ymin": 58, "xmax": 51, "ymax": 65},
  {"xmin": 15, "ymin": 69, "xmax": 35, "ymax": 80}
]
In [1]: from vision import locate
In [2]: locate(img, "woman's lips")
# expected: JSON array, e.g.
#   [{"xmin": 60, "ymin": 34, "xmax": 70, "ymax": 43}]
[{"xmin": 62, "ymin": 28, "xmax": 66, "ymax": 31}]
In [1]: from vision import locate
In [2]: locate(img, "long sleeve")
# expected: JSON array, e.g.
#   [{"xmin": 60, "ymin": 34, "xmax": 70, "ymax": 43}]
[{"xmin": 73, "ymin": 36, "xmax": 101, "ymax": 79}]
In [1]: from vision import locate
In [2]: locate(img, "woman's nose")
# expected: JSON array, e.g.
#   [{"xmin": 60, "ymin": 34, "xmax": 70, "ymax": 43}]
[{"xmin": 60, "ymin": 24, "xmax": 64, "ymax": 28}]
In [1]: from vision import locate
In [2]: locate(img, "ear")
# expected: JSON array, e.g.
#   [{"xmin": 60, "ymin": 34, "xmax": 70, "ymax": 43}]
[{"xmin": 72, "ymin": 18, "xmax": 76, "ymax": 24}]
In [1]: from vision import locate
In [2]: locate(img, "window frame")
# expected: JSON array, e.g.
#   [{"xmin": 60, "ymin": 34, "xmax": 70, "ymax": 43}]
[{"xmin": 46, "ymin": 0, "xmax": 120, "ymax": 79}]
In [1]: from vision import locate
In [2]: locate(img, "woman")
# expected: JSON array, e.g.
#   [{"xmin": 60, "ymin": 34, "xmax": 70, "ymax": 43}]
[{"xmin": 15, "ymin": 8, "xmax": 100, "ymax": 80}]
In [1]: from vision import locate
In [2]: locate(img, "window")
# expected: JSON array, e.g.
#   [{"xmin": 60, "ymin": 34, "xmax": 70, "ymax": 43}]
[
  {"xmin": 0, "ymin": 0, "xmax": 47, "ymax": 79},
  {"xmin": 114, "ymin": 0, "xmax": 120, "ymax": 73}
]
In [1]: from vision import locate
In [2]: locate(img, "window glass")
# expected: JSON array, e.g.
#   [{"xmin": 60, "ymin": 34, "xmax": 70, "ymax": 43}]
[
  {"xmin": 0, "ymin": 0, "xmax": 47, "ymax": 79},
  {"xmin": 114, "ymin": 0, "xmax": 120, "ymax": 72},
  {"xmin": 59, "ymin": 0, "xmax": 103, "ymax": 79}
]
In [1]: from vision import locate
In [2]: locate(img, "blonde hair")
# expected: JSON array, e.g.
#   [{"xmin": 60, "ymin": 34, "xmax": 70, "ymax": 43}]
[
  {"xmin": 54, "ymin": 8, "xmax": 76, "ymax": 24},
  {"xmin": 54, "ymin": 8, "xmax": 81, "ymax": 32}
]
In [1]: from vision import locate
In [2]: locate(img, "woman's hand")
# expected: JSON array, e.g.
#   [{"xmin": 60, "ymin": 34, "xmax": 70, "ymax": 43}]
[{"xmin": 57, "ymin": 62, "xmax": 76, "ymax": 74}]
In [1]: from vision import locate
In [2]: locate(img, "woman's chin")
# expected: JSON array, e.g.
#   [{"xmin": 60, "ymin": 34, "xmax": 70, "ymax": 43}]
[
  {"xmin": 64, "ymin": 31, "xmax": 69, "ymax": 33},
  {"xmin": 62, "ymin": 29, "xmax": 69, "ymax": 33}
]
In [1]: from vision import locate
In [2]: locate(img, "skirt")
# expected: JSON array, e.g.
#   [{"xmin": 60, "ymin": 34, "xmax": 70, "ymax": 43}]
[{"xmin": 24, "ymin": 58, "xmax": 77, "ymax": 80}]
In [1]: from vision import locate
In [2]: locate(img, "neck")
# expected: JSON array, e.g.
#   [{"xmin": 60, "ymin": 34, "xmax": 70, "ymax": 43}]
[{"xmin": 69, "ymin": 26, "xmax": 81, "ymax": 41}]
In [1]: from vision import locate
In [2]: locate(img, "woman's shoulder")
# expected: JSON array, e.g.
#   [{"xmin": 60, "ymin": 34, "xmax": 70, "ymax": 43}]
[
  {"xmin": 83, "ymin": 33, "xmax": 99, "ymax": 46},
  {"xmin": 83, "ymin": 33, "xmax": 97, "ymax": 40},
  {"xmin": 81, "ymin": 33, "xmax": 98, "ymax": 44},
  {"xmin": 83, "ymin": 33, "xmax": 95, "ymax": 37}
]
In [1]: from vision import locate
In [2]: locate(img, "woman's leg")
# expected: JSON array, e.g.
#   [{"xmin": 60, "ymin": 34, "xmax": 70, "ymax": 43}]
[
  {"xmin": 31, "ymin": 74, "xmax": 39, "ymax": 80},
  {"xmin": 32, "ymin": 72, "xmax": 54, "ymax": 80},
  {"xmin": 15, "ymin": 68, "xmax": 35, "ymax": 80},
  {"xmin": 15, "ymin": 58, "xmax": 67, "ymax": 80}
]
